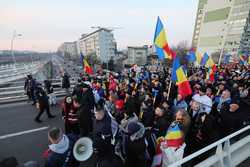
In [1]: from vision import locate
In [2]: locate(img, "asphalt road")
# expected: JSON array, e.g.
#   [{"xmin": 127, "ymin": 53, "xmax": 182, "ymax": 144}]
[
  {"xmin": 0, "ymin": 101, "xmax": 95, "ymax": 167},
  {"xmin": 0, "ymin": 101, "xmax": 64, "ymax": 165}
]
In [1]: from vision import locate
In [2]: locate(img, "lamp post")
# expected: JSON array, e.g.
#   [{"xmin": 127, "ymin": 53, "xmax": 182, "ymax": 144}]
[{"xmin": 10, "ymin": 30, "xmax": 22, "ymax": 70}]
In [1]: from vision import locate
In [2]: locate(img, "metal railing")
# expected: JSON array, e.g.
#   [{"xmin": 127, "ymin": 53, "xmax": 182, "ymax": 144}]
[
  {"xmin": 0, "ymin": 61, "xmax": 47, "ymax": 84},
  {"xmin": 168, "ymin": 125, "xmax": 250, "ymax": 167},
  {"xmin": 0, "ymin": 78, "xmax": 77, "ymax": 104}
]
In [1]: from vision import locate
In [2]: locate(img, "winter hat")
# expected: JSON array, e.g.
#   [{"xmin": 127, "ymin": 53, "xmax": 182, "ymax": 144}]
[
  {"xmin": 115, "ymin": 99, "xmax": 124, "ymax": 110},
  {"xmin": 127, "ymin": 121, "xmax": 141, "ymax": 135}
]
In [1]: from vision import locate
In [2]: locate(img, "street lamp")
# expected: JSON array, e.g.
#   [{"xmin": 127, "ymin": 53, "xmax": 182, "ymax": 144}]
[{"xmin": 10, "ymin": 30, "xmax": 22, "ymax": 70}]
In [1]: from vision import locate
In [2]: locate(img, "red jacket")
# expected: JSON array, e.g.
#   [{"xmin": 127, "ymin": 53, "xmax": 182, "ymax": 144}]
[{"xmin": 62, "ymin": 103, "xmax": 78, "ymax": 124}]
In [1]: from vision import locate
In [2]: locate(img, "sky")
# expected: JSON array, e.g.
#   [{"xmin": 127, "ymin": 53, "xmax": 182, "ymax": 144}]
[{"xmin": 0, "ymin": 0, "xmax": 198, "ymax": 52}]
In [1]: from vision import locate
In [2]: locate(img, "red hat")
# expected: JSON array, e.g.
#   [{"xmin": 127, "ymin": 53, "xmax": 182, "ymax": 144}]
[{"xmin": 115, "ymin": 100, "xmax": 124, "ymax": 110}]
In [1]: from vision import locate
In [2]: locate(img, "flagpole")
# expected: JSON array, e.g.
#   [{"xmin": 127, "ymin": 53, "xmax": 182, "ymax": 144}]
[{"xmin": 167, "ymin": 80, "xmax": 172, "ymax": 101}]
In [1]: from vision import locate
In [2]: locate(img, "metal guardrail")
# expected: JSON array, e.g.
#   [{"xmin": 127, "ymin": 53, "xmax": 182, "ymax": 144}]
[
  {"xmin": 0, "ymin": 61, "xmax": 47, "ymax": 84},
  {"xmin": 0, "ymin": 79, "xmax": 77, "ymax": 104},
  {"xmin": 168, "ymin": 125, "xmax": 250, "ymax": 167}
]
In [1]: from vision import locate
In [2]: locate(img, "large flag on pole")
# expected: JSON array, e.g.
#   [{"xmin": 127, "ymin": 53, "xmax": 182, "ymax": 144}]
[
  {"xmin": 200, "ymin": 52, "xmax": 217, "ymax": 71},
  {"xmin": 154, "ymin": 17, "xmax": 175, "ymax": 60},
  {"xmin": 171, "ymin": 56, "xmax": 192, "ymax": 97},
  {"xmin": 186, "ymin": 51, "xmax": 202, "ymax": 64},
  {"xmin": 80, "ymin": 52, "xmax": 93, "ymax": 74},
  {"xmin": 200, "ymin": 52, "xmax": 209, "ymax": 66}
]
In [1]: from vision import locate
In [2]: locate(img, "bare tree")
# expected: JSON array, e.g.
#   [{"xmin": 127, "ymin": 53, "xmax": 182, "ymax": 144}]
[{"xmin": 172, "ymin": 40, "xmax": 191, "ymax": 64}]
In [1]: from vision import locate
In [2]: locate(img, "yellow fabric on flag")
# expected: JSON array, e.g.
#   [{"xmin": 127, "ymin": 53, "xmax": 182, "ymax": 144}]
[
  {"xmin": 176, "ymin": 68, "xmax": 187, "ymax": 85},
  {"xmin": 154, "ymin": 30, "xmax": 167, "ymax": 48}
]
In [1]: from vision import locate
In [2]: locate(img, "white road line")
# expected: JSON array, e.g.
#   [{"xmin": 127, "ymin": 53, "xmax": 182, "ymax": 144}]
[{"xmin": 0, "ymin": 126, "xmax": 49, "ymax": 140}]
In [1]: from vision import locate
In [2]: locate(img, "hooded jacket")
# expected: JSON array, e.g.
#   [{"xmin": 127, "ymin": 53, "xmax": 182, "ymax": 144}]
[{"xmin": 45, "ymin": 134, "xmax": 78, "ymax": 167}]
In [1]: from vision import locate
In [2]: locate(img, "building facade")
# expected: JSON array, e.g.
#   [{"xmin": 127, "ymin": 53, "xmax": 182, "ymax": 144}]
[
  {"xmin": 78, "ymin": 28, "xmax": 117, "ymax": 63},
  {"xmin": 57, "ymin": 41, "xmax": 78, "ymax": 59},
  {"xmin": 239, "ymin": 11, "xmax": 250, "ymax": 53},
  {"xmin": 124, "ymin": 46, "xmax": 148, "ymax": 66},
  {"xmin": 192, "ymin": 0, "xmax": 250, "ymax": 59}
]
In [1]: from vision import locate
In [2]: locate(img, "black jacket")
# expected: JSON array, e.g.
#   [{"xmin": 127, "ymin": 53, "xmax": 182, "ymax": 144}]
[
  {"xmin": 153, "ymin": 112, "xmax": 173, "ymax": 138},
  {"xmin": 93, "ymin": 113, "xmax": 112, "ymax": 157},
  {"xmin": 35, "ymin": 87, "xmax": 49, "ymax": 107},
  {"xmin": 62, "ymin": 75, "xmax": 70, "ymax": 89}
]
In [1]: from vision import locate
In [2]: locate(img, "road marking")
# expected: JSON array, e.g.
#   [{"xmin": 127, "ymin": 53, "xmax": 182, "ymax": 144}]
[{"xmin": 0, "ymin": 126, "xmax": 49, "ymax": 140}]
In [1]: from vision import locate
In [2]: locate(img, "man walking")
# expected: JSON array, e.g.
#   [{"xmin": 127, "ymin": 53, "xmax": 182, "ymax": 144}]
[{"xmin": 34, "ymin": 83, "xmax": 55, "ymax": 123}]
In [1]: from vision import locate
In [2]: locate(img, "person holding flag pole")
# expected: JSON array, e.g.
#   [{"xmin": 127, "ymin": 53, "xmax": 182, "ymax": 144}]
[{"xmin": 152, "ymin": 16, "xmax": 191, "ymax": 167}]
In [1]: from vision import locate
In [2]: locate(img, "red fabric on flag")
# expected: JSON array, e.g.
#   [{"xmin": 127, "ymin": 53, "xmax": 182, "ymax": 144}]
[
  {"xmin": 84, "ymin": 66, "xmax": 93, "ymax": 74},
  {"xmin": 177, "ymin": 80, "xmax": 192, "ymax": 98}
]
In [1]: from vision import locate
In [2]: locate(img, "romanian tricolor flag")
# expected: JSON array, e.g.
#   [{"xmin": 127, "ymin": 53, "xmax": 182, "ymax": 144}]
[
  {"xmin": 186, "ymin": 50, "xmax": 196, "ymax": 63},
  {"xmin": 80, "ymin": 52, "xmax": 93, "ymax": 74},
  {"xmin": 206, "ymin": 68, "xmax": 215, "ymax": 82},
  {"xmin": 171, "ymin": 56, "xmax": 192, "ymax": 97},
  {"xmin": 154, "ymin": 17, "xmax": 175, "ymax": 60},
  {"xmin": 83, "ymin": 59, "xmax": 93, "ymax": 74},
  {"xmin": 200, "ymin": 52, "xmax": 210, "ymax": 66},
  {"xmin": 223, "ymin": 54, "xmax": 231, "ymax": 64},
  {"xmin": 166, "ymin": 122, "xmax": 184, "ymax": 148},
  {"xmin": 196, "ymin": 52, "xmax": 203, "ymax": 64},
  {"xmin": 200, "ymin": 52, "xmax": 217, "ymax": 72},
  {"xmin": 186, "ymin": 51, "xmax": 203, "ymax": 64}
]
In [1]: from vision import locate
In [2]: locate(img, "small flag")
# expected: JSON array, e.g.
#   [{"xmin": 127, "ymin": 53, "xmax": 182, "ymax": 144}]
[
  {"xmin": 196, "ymin": 52, "xmax": 203, "ymax": 64},
  {"xmin": 223, "ymin": 54, "xmax": 231, "ymax": 64},
  {"xmin": 206, "ymin": 68, "xmax": 215, "ymax": 82},
  {"xmin": 154, "ymin": 17, "xmax": 175, "ymax": 60},
  {"xmin": 83, "ymin": 59, "xmax": 93, "ymax": 74},
  {"xmin": 166, "ymin": 122, "xmax": 184, "ymax": 148},
  {"xmin": 80, "ymin": 52, "xmax": 93, "ymax": 74},
  {"xmin": 171, "ymin": 56, "xmax": 192, "ymax": 97}
]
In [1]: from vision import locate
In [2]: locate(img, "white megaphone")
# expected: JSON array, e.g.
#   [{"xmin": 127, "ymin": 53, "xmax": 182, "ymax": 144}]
[{"xmin": 73, "ymin": 137, "xmax": 93, "ymax": 161}]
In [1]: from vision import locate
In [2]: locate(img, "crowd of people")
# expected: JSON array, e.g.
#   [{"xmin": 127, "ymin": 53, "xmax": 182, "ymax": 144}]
[{"xmin": 1, "ymin": 63, "xmax": 249, "ymax": 167}]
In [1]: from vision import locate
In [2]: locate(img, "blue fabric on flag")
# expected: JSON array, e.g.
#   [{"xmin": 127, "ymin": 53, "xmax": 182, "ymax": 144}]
[
  {"xmin": 186, "ymin": 51, "xmax": 196, "ymax": 63},
  {"xmin": 200, "ymin": 52, "xmax": 209, "ymax": 66},
  {"xmin": 80, "ymin": 52, "xmax": 84, "ymax": 63},
  {"xmin": 223, "ymin": 54, "xmax": 230, "ymax": 64}
]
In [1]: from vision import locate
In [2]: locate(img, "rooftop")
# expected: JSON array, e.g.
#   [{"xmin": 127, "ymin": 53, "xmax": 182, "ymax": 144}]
[{"xmin": 80, "ymin": 28, "xmax": 112, "ymax": 40}]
